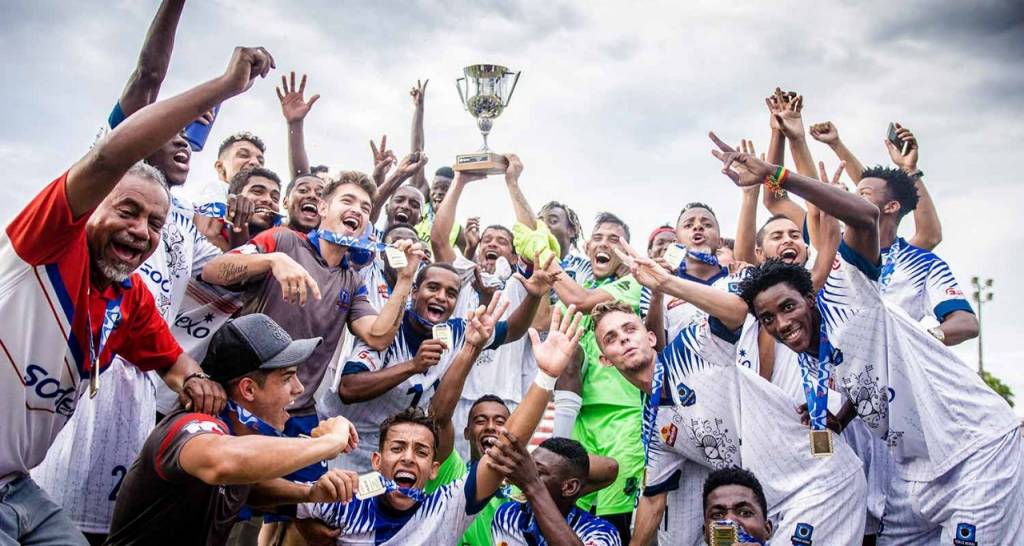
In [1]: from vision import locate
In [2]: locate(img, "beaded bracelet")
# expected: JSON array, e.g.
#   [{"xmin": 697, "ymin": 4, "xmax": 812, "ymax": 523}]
[{"xmin": 764, "ymin": 166, "xmax": 789, "ymax": 196}]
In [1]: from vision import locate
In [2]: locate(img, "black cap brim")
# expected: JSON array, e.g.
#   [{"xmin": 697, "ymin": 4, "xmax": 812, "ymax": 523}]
[{"xmin": 259, "ymin": 337, "xmax": 322, "ymax": 370}]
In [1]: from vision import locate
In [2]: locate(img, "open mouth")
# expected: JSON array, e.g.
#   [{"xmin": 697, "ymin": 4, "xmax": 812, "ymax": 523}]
[
  {"xmin": 480, "ymin": 435, "xmax": 499, "ymax": 449},
  {"xmin": 172, "ymin": 149, "xmax": 191, "ymax": 169},
  {"xmin": 109, "ymin": 239, "xmax": 145, "ymax": 265},
  {"xmin": 780, "ymin": 247, "xmax": 799, "ymax": 261},
  {"xmin": 484, "ymin": 250, "xmax": 499, "ymax": 261},
  {"xmin": 393, "ymin": 470, "xmax": 417, "ymax": 488},
  {"xmin": 594, "ymin": 251, "xmax": 611, "ymax": 266},
  {"xmin": 691, "ymin": 233, "xmax": 706, "ymax": 245},
  {"xmin": 781, "ymin": 326, "xmax": 802, "ymax": 344},
  {"xmin": 299, "ymin": 202, "xmax": 319, "ymax": 221},
  {"xmin": 425, "ymin": 302, "xmax": 447, "ymax": 322},
  {"xmin": 394, "ymin": 211, "xmax": 410, "ymax": 223},
  {"xmin": 341, "ymin": 215, "xmax": 361, "ymax": 233}
]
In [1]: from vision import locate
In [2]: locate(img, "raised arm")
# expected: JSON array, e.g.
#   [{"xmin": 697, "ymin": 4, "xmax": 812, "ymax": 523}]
[
  {"xmin": 431, "ymin": 171, "xmax": 482, "ymax": 263},
  {"xmin": 67, "ymin": 46, "xmax": 275, "ymax": 219},
  {"xmin": 773, "ymin": 91, "xmax": 818, "ymax": 179},
  {"xmin": 807, "ymin": 161, "xmax": 844, "ymax": 292},
  {"xmin": 886, "ymin": 123, "xmax": 942, "ymax": 250},
  {"xmin": 500, "ymin": 258, "xmax": 554, "ymax": 342},
  {"xmin": 370, "ymin": 151, "xmax": 428, "ymax": 225},
  {"xmin": 117, "ymin": 0, "xmax": 185, "ymax": 117},
  {"xmin": 502, "ymin": 154, "xmax": 538, "ymax": 228},
  {"xmin": 809, "ymin": 121, "xmax": 865, "ymax": 183},
  {"xmin": 762, "ymin": 91, "xmax": 807, "ymax": 226},
  {"xmin": 475, "ymin": 306, "xmax": 584, "ymax": 503},
  {"xmin": 710, "ymin": 132, "xmax": 880, "ymax": 264},
  {"xmin": 408, "ymin": 80, "xmax": 431, "ymax": 198},
  {"xmin": 348, "ymin": 240, "xmax": 423, "ymax": 350},
  {"xmin": 276, "ymin": 71, "xmax": 320, "ymax": 178},
  {"xmin": 733, "ymin": 139, "xmax": 761, "ymax": 265}
]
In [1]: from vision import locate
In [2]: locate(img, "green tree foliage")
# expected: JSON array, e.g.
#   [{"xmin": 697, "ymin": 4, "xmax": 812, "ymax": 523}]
[{"xmin": 980, "ymin": 370, "xmax": 1015, "ymax": 408}]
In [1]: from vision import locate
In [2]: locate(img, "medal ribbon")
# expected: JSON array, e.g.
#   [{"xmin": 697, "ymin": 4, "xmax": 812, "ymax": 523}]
[
  {"xmin": 194, "ymin": 201, "xmax": 283, "ymax": 226},
  {"xmin": 640, "ymin": 358, "xmax": 666, "ymax": 461},
  {"xmin": 673, "ymin": 246, "xmax": 721, "ymax": 276},
  {"xmin": 878, "ymin": 238, "xmax": 903, "ymax": 292},
  {"xmin": 797, "ymin": 299, "xmax": 836, "ymax": 433},
  {"xmin": 86, "ymin": 289, "xmax": 124, "ymax": 376},
  {"xmin": 220, "ymin": 399, "xmax": 286, "ymax": 437}
]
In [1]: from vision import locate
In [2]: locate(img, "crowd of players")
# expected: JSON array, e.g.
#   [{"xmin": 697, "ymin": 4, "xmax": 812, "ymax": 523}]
[{"xmin": 2, "ymin": 1, "xmax": 1021, "ymax": 545}]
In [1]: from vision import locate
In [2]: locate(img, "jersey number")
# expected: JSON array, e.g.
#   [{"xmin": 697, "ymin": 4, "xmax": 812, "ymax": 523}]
[
  {"xmin": 405, "ymin": 379, "xmax": 441, "ymax": 408},
  {"xmin": 109, "ymin": 465, "xmax": 127, "ymax": 501}
]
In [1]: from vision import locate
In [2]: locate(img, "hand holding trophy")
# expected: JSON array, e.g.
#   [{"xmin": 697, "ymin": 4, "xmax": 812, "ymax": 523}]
[{"xmin": 454, "ymin": 64, "xmax": 521, "ymax": 175}]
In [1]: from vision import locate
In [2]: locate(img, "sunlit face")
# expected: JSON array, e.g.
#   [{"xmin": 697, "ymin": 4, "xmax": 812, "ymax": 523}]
[
  {"xmin": 86, "ymin": 175, "xmax": 169, "ymax": 283},
  {"xmin": 412, "ymin": 267, "xmax": 461, "ymax": 324},
  {"xmin": 595, "ymin": 311, "xmax": 657, "ymax": 377},
  {"xmin": 540, "ymin": 206, "xmax": 574, "ymax": 252},
  {"xmin": 318, "ymin": 183, "xmax": 372, "ymax": 237},
  {"xmin": 371, "ymin": 423, "xmax": 439, "ymax": 505},
  {"xmin": 234, "ymin": 366, "xmax": 304, "ymax": 431},
  {"xmin": 751, "ymin": 282, "xmax": 817, "ymax": 353},
  {"xmin": 676, "ymin": 208, "xmax": 721, "ymax": 254},
  {"xmin": 856, "ymin": 177, "xmax": 898, "ymax": 216},
  {"xmin": 284, "ymin": 176, "xmax": 324, "ymax": 233},
  {"xmin": 704, "ymin": 485, "xmax": 773, "ymax": 542},
  {"xmin": 465, "ymin": 401, "xmax": 509, "ymax": 459},
  {"xmin": 429, "ymin": 176, "xmax": 453, "ymax": 211},
  {"xmin": 476, "ymin": 227, "xmax": 515, "ymax": 274},
  {"xmin": 756, "ymin": 218, "xmax": 807, "ymax": 265},
  {"xmin": 587, "ymin": 222, "xmax": 627, "ymax": 279},
  {"xmin": 385, "ymin": 186, "xmax": 424, "ymax": 227},
  {"xmin": 648, "ymin": 231, "xmax": 677, "ymax": 259},
  {"xmin": 239, "ymin": 176, "xmax": 281, "ymax": 231},
  {"xmin": 216, "ymin": 140, "xmax": 265, "ymax": 182},
  {"xmin": 145, "ymin": 132, "xmax": 191, "ymax": 187}
]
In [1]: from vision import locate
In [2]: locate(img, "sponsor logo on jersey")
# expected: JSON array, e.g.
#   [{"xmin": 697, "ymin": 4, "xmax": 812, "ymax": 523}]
[
  {"xmin": 791, "ymin": 522, "xmax": 814, "ymax": 545},
  {"xmin": 660, "ymin": 423, "xmax": 678, "ymax": 446},
  {"xmin": 337, "ymin": 288, "xmax": 351, "ymax": 312},
  {"xmin": 666, "ymin": 298, "xmax": 688, "ymax": 310},
  {"xmin": 946, "ymin": 287, "xmax": 965, "ymax": 297},
  {"xmin": 622, "ymin": 476, "xmax": 639, "ymax": 497},
  {"xmin": 184, "ymin": 420, "xmax": 224, "ymax": 435},
  {"xmin": 676, "ymin": 382, "xmax": 696, "ymax": 406},
  {"xmin": 22, "ymin": 364, "xmax": 77, "ymax": 417},
  {"xmin": 953, "ymin": 522, "xmax": 977, "ymax": 546}
]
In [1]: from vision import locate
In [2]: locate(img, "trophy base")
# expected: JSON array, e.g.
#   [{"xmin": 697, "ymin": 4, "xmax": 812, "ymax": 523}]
[{"xmin": 454, "ymin": 152, "xmax": 508, "ymax": 175}]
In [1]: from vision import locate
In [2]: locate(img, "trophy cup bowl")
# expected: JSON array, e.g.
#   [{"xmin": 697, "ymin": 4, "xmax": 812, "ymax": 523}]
[{"xmin": 454, "ymin": 64, "xmax": 521, "ymax": 175}]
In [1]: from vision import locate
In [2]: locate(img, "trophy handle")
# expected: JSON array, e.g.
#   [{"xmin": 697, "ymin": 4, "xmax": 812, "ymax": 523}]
[
  {"xmin": 455, "ymin": 77, "xmax": 469, "ymax": 110},
  {"xmin": 503, "ymin": 71, "xmax": 522, "ymax": 107}
]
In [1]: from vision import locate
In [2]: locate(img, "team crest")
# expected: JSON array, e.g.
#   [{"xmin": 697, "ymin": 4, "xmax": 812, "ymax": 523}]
[
  {"xmin": 336, "ymin": 288, "xmax": 351, "ymax": 311},
  {"xmin": 791, "ymin": 522, "xmax": 814, "ymax": 545},
  {"xmin": 676, "ymin": 382, "xmax": 696, "ymax": 406},
  {"xmin": 953, "ymin": 522, "xmax": 977, "ymax": 546},
  {"xmin": 660, "ymin": 423, "xmax": 678, "ymax": 446}
]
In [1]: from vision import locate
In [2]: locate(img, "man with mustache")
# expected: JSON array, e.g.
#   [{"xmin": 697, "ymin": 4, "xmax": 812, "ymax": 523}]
[
  {"xmin": 711, "ymin": 134, "xmax": 1023, "ymax": 544},
  {"xmin": 0, "ymin": 43, "xmax": 275, "ymax": 545}
]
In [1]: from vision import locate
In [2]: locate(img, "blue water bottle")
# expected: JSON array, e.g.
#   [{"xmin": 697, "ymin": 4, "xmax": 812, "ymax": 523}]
[{"xmin": 183, "ymin": 104, "xmax": 221, "ymax": 152}]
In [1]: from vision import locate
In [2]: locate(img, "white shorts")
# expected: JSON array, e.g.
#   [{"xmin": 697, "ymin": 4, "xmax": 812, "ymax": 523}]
[
  {"xmin": 769, "ymin": 468, "xmax": 866, "ymax": 546},
  {"xmin": 843, "ymin": 418, "xmax": 891, "ymax": 534},
  {"xmin": 878, "ymin": 427, "xmax": 1024, "ymax": 546}
]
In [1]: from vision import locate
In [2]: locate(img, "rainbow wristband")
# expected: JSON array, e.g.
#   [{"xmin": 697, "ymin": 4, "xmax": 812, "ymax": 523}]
[{"xmin": 764, "ymin": 166, "xmax": 788, "ymax": 196}]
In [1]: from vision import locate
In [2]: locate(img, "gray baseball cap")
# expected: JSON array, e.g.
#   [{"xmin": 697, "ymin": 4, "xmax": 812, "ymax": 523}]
[{"xmin": 201, "ymin": 313, "xmax": 322, "ymax": 384}]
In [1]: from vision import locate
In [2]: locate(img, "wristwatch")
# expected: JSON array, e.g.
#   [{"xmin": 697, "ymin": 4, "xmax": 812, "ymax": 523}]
[
  {"xmin": 927, "ymin": 327, "xmax": 945, "ymax": 343},
  {"xmin": 183, "ymin": 371, "xmax": 212, "ymax": 386}
]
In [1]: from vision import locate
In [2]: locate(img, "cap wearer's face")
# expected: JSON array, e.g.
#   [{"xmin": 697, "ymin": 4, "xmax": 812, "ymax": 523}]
[
  {"xmin": 86, "ymin": 174, "xmax": 169, "ymax": 284},
  {"xmin": 595, "ymin": 311, "xmax": 657, "ymax": 378},
  {"xmin": 751, "ymin": 282, "xmax": 816, "ymax": 353},
  {"xmin": 234, "ymin": 366, "xmax": 303, "ymax": 431},
  {"xmin": 319, "ymin": 183, "xmax": 372, "ymax": 237},
  {"xmin": 476, "ymin": 228, "xmax": 514, "ymax": 274},
  {"xmin": 217, "ymin": 141, "xmax": 265, "ymax": 182},
  {"xmin": 465, "ymin": 401, "xmax": 509, "ymax": 459},
  {"xmin": 285, "ymin": 176, "xmax": 324, "ymax": 233},
  {"xmin": 412, "ymin": 267, "xmax": 461, "ymax": 324},
  {"xmin": 386, "ymin": 187, "xmax": 424, "ymax": 227},
  {"xmin": 676, "ymin": 208, "xmax": 721, "ymax": 254},
  {"xmin": 587, "ymin": 222, "xmax": 627, "ymax": 279},
  {"xmin": 704, "ymin": 484, "xmax": 772, "ymax": 542},
  {"xmin": 240, "ymin": 177, "xmax": 281, "ymax": 231},
  {"xmin": 649, "ymin": 231, "xmax": 677, "ymax": 259},
  {"xmin": 372, "ymin": 423, "xmax": 439, "ymax": 499},
  {"xmin": 145, "ymin": 132, "xmax": 191, "ymax": 187},
  {"xmin": 756, "ymin": 217, "xmax": 807, "ymax": 265}
]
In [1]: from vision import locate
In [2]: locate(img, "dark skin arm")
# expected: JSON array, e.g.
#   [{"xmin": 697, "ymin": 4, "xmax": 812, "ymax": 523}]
[
  {"xmin": 938, "ymin": 311, "xmax": 979, "ymax": 346},
  {"xmin": 409, "ymin": 80, "xmax": 431, "ymax": 198},
  {"xmin": 431, "ymin": 171, "xmax": 478, "ymax": 264},
  {"xmin": 733, "ymin": 139, "xmax": 761, "ymax": 265},
  {"xmin": 338, "ymin": 339, "xmax": 446, "ymax": 403},
  {"xmin": 67, "ymin": 46, "xmax": 275, "ymax": 219},
  {"xmin": 276, "ymin": 71, "xmax": 320, "ymax": 178},
  {"xmin": 117, "ymin": 0, "xmax": 185, "ymax": 117},
  {"xmin": 369, "ymin": 152, "xmax": 428, "ymax": 225},
  {"xmin": 710, "ymin": 132, "xmax": 880, "ymax": 265}
]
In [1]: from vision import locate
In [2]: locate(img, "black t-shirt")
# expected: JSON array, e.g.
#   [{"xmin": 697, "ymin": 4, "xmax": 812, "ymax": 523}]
[{"xmin": 107, "ymin": 409, "xmax": 251, "ymax": 546}]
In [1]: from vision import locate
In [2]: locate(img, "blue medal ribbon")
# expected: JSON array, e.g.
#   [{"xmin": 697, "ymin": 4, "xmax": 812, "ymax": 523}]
[
  {"xmin": 674, "ymin": 246, "xmax": 721, "ymax": 276},
  {"xmin": 220, "ymin": 399, "xmax": 286, "ymax": 437},
  {"xmin": 878, "ymin": 238, "xmax": 903, "ymax": 291},
  {"xmin": 194, "ymin": 201, "xmax": 283, "ymax": 226},
  {"xmin": 797, "ymin": 299, "xmax": 837, "ymax": 433},
  {"xmin": 314, "ymin": 226, "xmax": 387, "ymax": 268},
  {"xmin": 640, "ymin": 358, "xmax": 666, "ymax": 461},
  {"xmin": 373, "ymin": 476, "xmax": 427, "ymax": 502},
  {"xmin": 86, "ymin": 288, "xmax": 124, "ymax": 377}
]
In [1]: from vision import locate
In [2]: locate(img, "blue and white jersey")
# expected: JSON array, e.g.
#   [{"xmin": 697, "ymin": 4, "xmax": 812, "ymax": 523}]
[
  {"xmin": 813, "ymin": 242, "xmax": 1018, "ymax": 481},
  {"xmin": 658, "ymin": 267, "xmax": 747, "ymax": 340},
  {"xmin": 359, "ymin": 257, "xmax": 397, "ymax": 313},
  {"xmin": 878, "ymin": 237, "xmax": 973, "ymax": 325},
  {"xmin": 560, "ymin": 253, "xmax": 593, "ymax": 286},
  {"xmin": 491, "ymin": 502, "xmax": 621, "ymax": 546},
  {"xmin": 641, "ymin": 318, "xmax": 862, "ymax": 507},
  {"xmin": 297, "ymin": 468, "xmax": 490, "ymax": 545},
  {"xmin": 333, "ymin": 313, "xmax": 507, "ymax": 463}
]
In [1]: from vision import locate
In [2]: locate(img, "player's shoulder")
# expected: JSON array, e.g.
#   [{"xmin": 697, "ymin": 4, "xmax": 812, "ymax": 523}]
[
  {"xmin": 570, "ymin": 508, "xmax": 622, "ymax": 545},
  {"xmin": 895, "ymin": 238, "xmax": 947, "ymax": 270}
]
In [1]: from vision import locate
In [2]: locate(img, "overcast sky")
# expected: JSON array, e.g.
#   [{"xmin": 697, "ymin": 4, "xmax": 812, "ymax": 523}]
[{"xmin": 2, "ymin": 0, "xmax": 1022, "ymax": 413}]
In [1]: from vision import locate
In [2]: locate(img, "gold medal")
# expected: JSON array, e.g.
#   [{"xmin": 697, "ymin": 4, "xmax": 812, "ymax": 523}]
[
  {"xmin": 356, "ymin": 471, "xmax": 387, "ymax": 500},
  {"xmin": 384, "ymin": 246, "xmax": 408, "ymax": 269},
  {"xmin": 88, "ymin": 363, "xmax": 100, "ymax": 398},
  {"xmin": 809, "ymin": 429, "xmax": 833, "ymax": 457},
  {"xmin": 432, "ymin": 323, "xmax": 453, "ymax": 350},
  {"xmin": 708, "ymin": 521, "xmax": 739, "ymax": 546}
]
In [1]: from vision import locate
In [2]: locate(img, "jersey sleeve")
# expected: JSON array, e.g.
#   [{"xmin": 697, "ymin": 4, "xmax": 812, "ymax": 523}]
[
  {"xmin": 345, "ymin": 282, "xmax": 378, "ymax": 326},
  {"xmin": 642, "ymin": 428, "xmax": 684, "ymax": 495},
  {"xmin": 923, "ymin": 257, "xmax": 974, "ymax": 321},
  {"xmin": 189, "ymin": 231, "xmax": 222, "ymax": 277},
  {"xmin": 661, "ymin": 317, "xmax": 737, "ymax": 377},
  {"xmin": 229, "ymin": 228, "xmax": 280, "ymax": 255},
  {"xmin": 154, "ymin": 413, "xmax": 229, "ymax": 482},
  {"xmin": 116, "ymin": 278, "xmax": 183, "ymax": 371},
  {"xmin": 580, "ymin": 517, "xmax": 624, "ymax": 546},
  {"xmin": 341, "ymin": 339, "xmax": 384, "ymax": 376},
  {"xmin": 5, "ymin": 172, "xmax": 91, "ymax": 265},
  {"xmin": 819, "ymin": 241, "xmax": 886, "ymax": 318},
  {"xmin": 296, "ymin": 498, "xmax": 354, "ymax": 526}
]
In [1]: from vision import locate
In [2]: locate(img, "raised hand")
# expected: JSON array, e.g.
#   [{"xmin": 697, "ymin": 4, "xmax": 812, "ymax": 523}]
[
  {"xmin": 454, "ymin": 170, "xmax": 488, "ymax": 185},
  {"xmin": 818, "ymin": 160, "xmax": 848, "ymax": 191},
  {"xmin": 311, "ymin": 416, "xmax": 359, "ymax": 454},
  {"xmin": 269, "ymin": 253, "xmax": 322, "ymax": 305},
  {"xmin": 370, "ymin": 135, "xmax": 397, "ymax": 185},
  {"xmin": 885, "ymin": 122, "xmax": 919, "ymax": 172},
  {"xmin": 618, "ymin": 245, "xmax": 672, "ymax": 292},
  {"xmin": 225, "ymin": 193, "xmax": 254, "ymax": 233},
  {"xmin": 276, "ymin": 71, "xmax": 320, "ymax": 124},
  {"xmin": 809, "ymin": 121, "xmax": 839, "ymax": 145},
  {"xmin": 391, "ymin": 239, "xmax": 426, "ymax": 280},
  {"xmin": 219, "ymin": 46, "xmax": 275, "ymax": 98},
  {"xmin": 519, "ymin": 252, "xmax": 557, "ymax": 297},
  {"xmin": 394, "ymin": 151, "xmax": 429, "ymax": 179},
  {"xmin": 738, "ymin": 139, "xmax": 760, "ymax": 195},
  {"xmin": 410, "ymin": 79, "xmax": 428, "ymax": 107},
  {"xmin": 770, "ymin": 88, "xmax": 805, "ymax": 139},
  {"xmin": 484, "ymin": 430, "xmax": 539, "ymax": 490},
  {"xmin": 464, "ymin": 217, "xmax": 481, "ymax": 249},
  {"xmin": 709, "ymin": 132, "xmax": 774, "ymax": 187},
  {"xmin": 504, "ymin": 153, "xmax": 524, "ymax": 181},
  {"xmin": 465, "ymin": 292, "xmax": 510, "ymax": 348},
  {"xmin": 411, "ymin": 339, "xmax": 446, "ymax": 373},
  {"xmin": 178, "ymin": 375, "xmax": 227, "ymax": 415},
  {"xmin": 529, "ymin": 305, "xmax": 584, "ymax": 378}
]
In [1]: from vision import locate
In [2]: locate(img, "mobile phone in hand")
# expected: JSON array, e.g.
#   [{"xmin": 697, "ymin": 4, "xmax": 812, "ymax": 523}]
[{"xmin": 887, "ymin": 122, "xmax": 909, "ymax": 156}]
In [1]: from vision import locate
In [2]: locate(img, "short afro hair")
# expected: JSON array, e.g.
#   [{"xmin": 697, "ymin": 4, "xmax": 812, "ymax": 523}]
[
  {"xmin": 227, "ymin": 167, "xmax": 281, "ymax": 196},
  {"xmin": 703, "ymin": 466, "xmax": 768, "ymax": 518},
  {"xmin": 414, "ymin": 262, "xmax": 459, "ymax": 287},
  {"xmin": 737, "ymin": 259, "xmax": 814, "ymax": 313},
  {"xmin": 378, "ymin": 407, "xmax": 439, "ymax": 453},
  {"xmin": 861, "ymin": 165, "xmax": 918, "ymax": 219},
  {"xmin": 537, "ymin": 437, "xmax": 590, "ymax": 480},
  {"xmin": 218, "ymin": 131, "xmax": 265, "ymax": 158},
  {"xmin": 593, "ymin": 211, "xmax": 631, "ymax": 242},
  {"xmin": 321, "ymin": 171, "xmax": 377, "ymax": 202},
  {"xmin": 284, "ymin": 173, "xmax": 324, "ymax": 197},
  {"xmin": 382, "ymin": 222, "xmax": 419, "ymax": 243},
  {"xmin": 310, "ymin": 164, "xmax": 330, "ymax": 175},
  {"xmin": 434, "ymin": 166, "xmax": 455, "ymax": 180},
  {"xmin": 676, "ymin": 201, "xmax": 718, "ymax": 225},
  {"xmin": 468, "ymin": 394, "xmax": 509, "ymax": 416}
]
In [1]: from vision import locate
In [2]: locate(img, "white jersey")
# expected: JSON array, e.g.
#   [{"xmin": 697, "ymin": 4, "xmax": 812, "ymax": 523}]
[
  {"xmin": 816, "ymin": 242, "xmax": 1019, "ymax": 481},
  {"xmin": 359, "ymin": 257, "xmax": 399, "ymax": 313},
  {"xmin": 491, "ymin": 502, "xmax": 621, "ymax": 546},
  {"xmin": 31, "ymin": 194, "xmax": 220, "ymax": 532},
  {"xmin": 298, "ymin": 471, "xmax": 488, "ymax": 545},
  {"xmin": 878, "ymin": 237, "xmax": 974, "ymax": 325},
  {"xmin": 657, "ymin": 267, "xmax": 746, "ymax": 340},
  {"xmin": 641, "ymin": 318, "xmax": 863, "ymax": 506}
]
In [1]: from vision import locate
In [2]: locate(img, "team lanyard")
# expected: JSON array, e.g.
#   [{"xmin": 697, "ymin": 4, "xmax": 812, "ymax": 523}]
[
  {"xmin": 220, "ymin": 399, "xmax": 286, "ymax": 437},
  {"xmin": 194, "ymin": 201, "xmax": 283, "ymax": 226},
  {"xmin": 878, "ymin": 238, "xmax": 904, "ymax": 291},
  {"xmin": 640, "ymin": 358, "xmax": 666, "ymax": 461},
  {"xmin": 85, "ymin": 285, "xmax": 125, "ymax": 398},
  {"xmin": 674, "ymin": 247, "xmax": 720, "ymax": 276},
  {"xmin": 796, "ymin": 297, "xmax": 838, "ymax": 456}
]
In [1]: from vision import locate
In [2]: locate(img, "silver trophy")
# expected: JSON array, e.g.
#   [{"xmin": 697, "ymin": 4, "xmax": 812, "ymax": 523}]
[{"xmin": 454, "ymin": 64, "xmax": 521, "ymax": 174}]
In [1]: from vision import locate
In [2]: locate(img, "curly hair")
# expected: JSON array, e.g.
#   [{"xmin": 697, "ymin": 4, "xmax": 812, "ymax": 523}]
[
  {"xmin": 737, "ymin": 259, "xmax": 813, "ymax": 312},
  {"xmin": 703, "ymin": 466, "xmax": 768, "ymax": 517},
  {"xmin": 227, "ymin": 166, "xmax": 281, "ymax": 196},
  {"xmin": 539, "ymin": 201, "xmax": 584, "ymax": 251},
  {"xmin": 861, "ymin": 165, "xmax": 918, "ymax": 219},
  {"xmin": 217, "ymin": 131, "xmax": 266, "ymax": 158},
  {"xmin": 378, "ymin": 407, "xmax": 439, "ymax": 453},
  {"xmin": 538, "ymin": 437, "xmax": 590, "ymax": 480}
]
